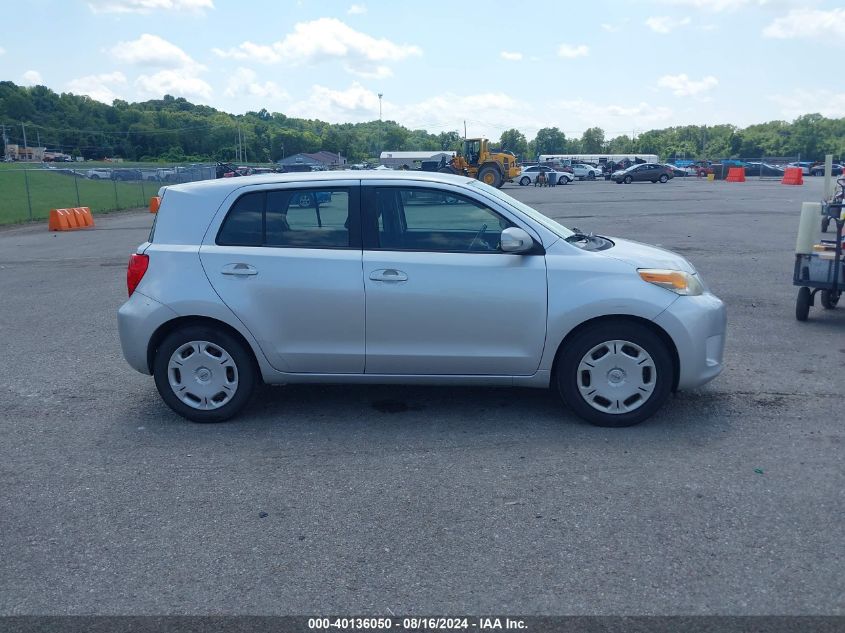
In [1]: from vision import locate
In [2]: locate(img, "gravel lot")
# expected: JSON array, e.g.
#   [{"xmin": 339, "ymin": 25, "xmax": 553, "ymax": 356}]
[{"xmin": 1, "ymin": 177, "xmax": 842, "ymax": 615}]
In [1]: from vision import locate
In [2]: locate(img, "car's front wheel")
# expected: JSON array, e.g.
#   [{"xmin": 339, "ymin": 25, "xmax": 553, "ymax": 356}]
[
  {"xmin": 555, "ymin": 321, "xmax": 673, "ymax": 427},
  {"xmin": 153, "ymin": 325, "xmax": 256, "ymax": 423},
  {"xmin": 558, "ymin": 175, "xmax": 570, "ymax": 185},
  {"xmin": 624, "ymin": 175, "xmax": 633, "ymax": 184},
  {"xmin": 520, "ymin": 176, "xmax": 531, "ymax": 186}
]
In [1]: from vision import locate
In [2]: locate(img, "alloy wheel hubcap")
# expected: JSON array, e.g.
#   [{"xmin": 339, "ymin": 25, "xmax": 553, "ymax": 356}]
[
  {"xmin": 576, "ymin": 339, "xmax": 656, "ymax": 414},
  {"xmin": 167, "ymin": 340, "xmax": 239, "ymax": 410}
]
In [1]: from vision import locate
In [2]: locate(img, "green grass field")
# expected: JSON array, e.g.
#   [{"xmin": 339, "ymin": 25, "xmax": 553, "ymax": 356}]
[
  {"xmin": 0, "ymin": 161, "xmax": 276, "ymax": 225},
  {"xmin": 0, "ymin": 168, "xmax": 154, "ymax": 224}
]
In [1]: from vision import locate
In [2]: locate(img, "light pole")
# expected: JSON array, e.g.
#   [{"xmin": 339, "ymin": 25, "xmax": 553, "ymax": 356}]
[{"xmin": 378, "ymin": 93, "xmax": 383, "ymax": 160}]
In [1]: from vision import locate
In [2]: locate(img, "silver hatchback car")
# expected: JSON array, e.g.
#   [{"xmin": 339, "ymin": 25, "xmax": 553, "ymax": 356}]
[{"xmin": 118, "ymin": 171, "xmax": 726, "ymax": 427}]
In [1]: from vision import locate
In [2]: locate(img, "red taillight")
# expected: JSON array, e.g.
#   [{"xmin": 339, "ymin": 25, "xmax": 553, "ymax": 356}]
[{"xmin": 127, "ymin": 253, "xmax": 149, "ymax": 297}]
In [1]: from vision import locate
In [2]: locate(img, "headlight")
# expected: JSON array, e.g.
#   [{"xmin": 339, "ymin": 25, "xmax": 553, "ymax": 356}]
[{"xmin": 638, "ymin": 269, "xmax": 703, "ymax": 296}]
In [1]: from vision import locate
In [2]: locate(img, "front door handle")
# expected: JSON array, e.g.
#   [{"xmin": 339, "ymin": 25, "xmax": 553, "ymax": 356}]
[
  {"xmin": 221, "ymin": 263, "xmax": 258, "ymax": 276},
  {"xmin": 369, "ymin": 268, "xmax": 408, "ymax": 282}
]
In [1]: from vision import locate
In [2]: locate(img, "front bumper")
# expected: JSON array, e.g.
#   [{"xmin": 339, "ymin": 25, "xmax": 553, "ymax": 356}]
[
  {"xmin": 117, "ymin": 291, "xmax": 179, "ymax": 375},
  {"xmin": 653, "ymin": 292, "xmax": 727, "ymax": 390}
]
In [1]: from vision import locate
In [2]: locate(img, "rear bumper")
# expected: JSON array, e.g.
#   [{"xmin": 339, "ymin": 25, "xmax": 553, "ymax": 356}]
[
  {"xmin": 117, "ymin": 291, "xmax": 179, "ymax": 375},
  {"xmin": 653, "ymin": 293, "xmax": 727, "ymax": 390}
]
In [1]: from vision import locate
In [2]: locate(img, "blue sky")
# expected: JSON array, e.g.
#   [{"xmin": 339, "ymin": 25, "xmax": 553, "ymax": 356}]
[{"xmin": 2, "ymin": 0, "xmax": 844, "ymax": 140}]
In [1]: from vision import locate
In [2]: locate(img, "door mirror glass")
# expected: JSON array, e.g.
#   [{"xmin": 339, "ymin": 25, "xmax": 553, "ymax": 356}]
[{"xmin": 500, "ymin": 227, "xmax": 535, "ymax": 253}]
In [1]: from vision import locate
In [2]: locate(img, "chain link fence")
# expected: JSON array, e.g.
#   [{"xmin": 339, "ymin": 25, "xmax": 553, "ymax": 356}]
[{"xmin": 0, "ymin": 163, "xmax": 221, "ymax": 225}]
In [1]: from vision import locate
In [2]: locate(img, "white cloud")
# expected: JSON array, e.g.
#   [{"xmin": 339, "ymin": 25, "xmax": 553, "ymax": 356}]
[
  {"xmin": 657, "ymin": 73, "xmax": 718, "ymax": 97},
  {"xmin": 556, "ymin": 99, "xmax": 675, "ymax": 133},
  {"xmin": 645, "ymin": 16, "xmax": 692, "ymax": 33},
  {"xmin": 770, "ymin": 89, "xmax": 845, "ymax": 119},
  {"xmin": 224, "ymin": 67, "xmax": 289, "ymax": 101},
  {"xmin": 763, "ymin": 8, "xmax": 845, "ymax": 39},
  {"xmin": 557, "ymin": 44, "xmax": 589, "ymax": 58},
  {"xmin": 22, "ymin": 70, "xmax": 43, "ymax": 86},
  {"xmin": 347, "ymin": 3, "xmax": 366, "ymax": 14},
  {"xmin": 212, "ymin": 18, "xmax": 421, "ymax": 78},
  {"xmin": 658, "ymin": 0, "xmax": 777, "ymax": 12},
  {"xmin": 110, "ymin": 34, "xmax": 202, "ymax": 70},
  {"xmin": 66, "ymin": 72, "xmax": 127, "ymax": 103},
  {"xmin": 135, "ymin": 69, "xmax": 212, "ymax": 100},
  {"xmin": 88, "ymin": 0, "xmax": 213, "ymax": 13},
  {"xmin": 601, "ymin": 23, "xmax": 621, "ymax": 32},
  {"xmin": 500, "ymin": 51, "xmax": 523, "ymax": 61},
  {"xmin": 287, "ymin": 83, "xmax": 383, "ymax": 121}
]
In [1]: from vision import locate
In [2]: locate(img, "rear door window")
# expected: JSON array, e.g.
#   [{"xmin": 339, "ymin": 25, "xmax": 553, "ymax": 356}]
[{"xmin": 216, "ymin": 188, "xmax": 357, "ymax": 248}]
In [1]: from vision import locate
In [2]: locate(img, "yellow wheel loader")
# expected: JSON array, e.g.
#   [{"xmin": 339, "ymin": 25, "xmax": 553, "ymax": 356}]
[{"xmin": 438, "ymin": 138, "xmax": 520, "ymax": 188}]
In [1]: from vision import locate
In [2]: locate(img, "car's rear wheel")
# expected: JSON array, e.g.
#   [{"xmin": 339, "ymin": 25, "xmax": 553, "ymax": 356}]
[
  {"xmin": 659, "ymin": 174, "xmax": 669, "ymax": 183},
  {"xmin": 587, "ymin": 172, "xmax": 596, "ymax": 181},
  {"xmin": 558, "ymin": 176, "xmax": 570, "ymax": 185},
  {"xmin": 624, "ymin": 175, "xmax": 633, "ymax": 184},
  {"xmin": 555, "ymin": 321, "xmax": 673, "ymax": 427},
  {"xmin": 520, "ymin": 176, "xmax": 531, "ymax": 186},
  {"xmin": 153, "ymin": 325, "xmax": 256, "ymax": 423}
]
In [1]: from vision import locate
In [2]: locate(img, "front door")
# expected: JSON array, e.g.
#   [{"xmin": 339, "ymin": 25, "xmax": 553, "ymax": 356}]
[
  {"xmin": 200, "ymin": 184, "xmax": 365, "ymax": 374},
  {"xmin": 361, "ymin": 184, "xmax": 547, "ymax": 376}
]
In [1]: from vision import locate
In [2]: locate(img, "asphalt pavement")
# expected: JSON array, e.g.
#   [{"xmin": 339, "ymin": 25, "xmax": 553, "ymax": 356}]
[{"xmin": 0, "ymin": 177, "xmax": 842, "ymax": 615}]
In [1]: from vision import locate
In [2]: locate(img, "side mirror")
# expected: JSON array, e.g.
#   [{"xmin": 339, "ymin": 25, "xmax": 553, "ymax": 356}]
[{"xmin": 500, "ymin": 227, "xmax": 536, "ymax": 253}]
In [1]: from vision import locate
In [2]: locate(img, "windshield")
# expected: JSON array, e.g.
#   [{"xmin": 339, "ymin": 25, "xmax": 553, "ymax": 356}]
[{"xmin": 468, "ymin": 180, "xmax": 574, "ymax": 238}]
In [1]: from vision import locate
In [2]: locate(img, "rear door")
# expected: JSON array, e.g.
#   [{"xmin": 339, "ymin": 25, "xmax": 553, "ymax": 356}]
[{"xmin": 200, "ymin": 181, "xmax": 365, "ymax": 374}]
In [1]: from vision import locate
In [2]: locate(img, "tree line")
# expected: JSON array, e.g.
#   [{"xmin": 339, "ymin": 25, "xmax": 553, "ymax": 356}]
[{"xmin": 1, "ymin": 81, "xmax": 843, "ymax": 163}]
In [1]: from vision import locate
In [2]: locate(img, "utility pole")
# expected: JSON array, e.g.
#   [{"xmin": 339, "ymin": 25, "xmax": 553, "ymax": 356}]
[{"xmin": 378, "ymin": 93, "xmax": 383, "ymax": 159}]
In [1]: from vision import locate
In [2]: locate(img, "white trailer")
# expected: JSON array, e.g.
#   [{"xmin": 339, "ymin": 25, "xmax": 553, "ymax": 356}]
[
  {"xmin": 380, "ymin": 151, "xmax": 455, "ymax": 169},
  {"xmin": 539, "ymin": 153, "xmax": 659, "ymax": 166}
]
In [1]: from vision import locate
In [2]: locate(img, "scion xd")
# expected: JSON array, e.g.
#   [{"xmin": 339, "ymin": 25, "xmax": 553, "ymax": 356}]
[{"xmin": 119, "ymin": 171, "xmax": 726, "ymax": 427}]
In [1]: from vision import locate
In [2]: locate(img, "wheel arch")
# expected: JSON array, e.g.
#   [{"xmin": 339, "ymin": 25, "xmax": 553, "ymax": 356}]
[
  {"xmin": 550, "ymin": 314, "xmax": 681, "ymax": 392},
  {"xmin": 146, "ymin": 315, "xmax": 262, "ymax": 381}
]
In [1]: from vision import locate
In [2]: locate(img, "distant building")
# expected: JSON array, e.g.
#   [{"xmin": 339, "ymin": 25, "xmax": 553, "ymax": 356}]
[
  {"xmin": 380, "ymin": 151, "xmax": 455, "ymax": 169},
  {"xmin": 276, "ymin": 151, "xmax": 346, "ymax": 170},
  {"xmin": 5, "ymin": 144, "xmax": 46, "ymax": 161}
]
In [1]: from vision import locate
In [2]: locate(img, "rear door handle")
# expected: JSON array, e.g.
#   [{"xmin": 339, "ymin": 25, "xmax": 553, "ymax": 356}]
[
  {"xmin": 369, "ymin": 268, "xmax": 408, "ymax": 282},
  {"xmin": 221, "ymin": 263, "xmax": 258, "ymax": 276}
]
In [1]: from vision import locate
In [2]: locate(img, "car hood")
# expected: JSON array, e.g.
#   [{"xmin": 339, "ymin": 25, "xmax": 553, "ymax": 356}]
[{"xmin": 603, "ymin": 237, "xmax": 696, "ymax": 273}]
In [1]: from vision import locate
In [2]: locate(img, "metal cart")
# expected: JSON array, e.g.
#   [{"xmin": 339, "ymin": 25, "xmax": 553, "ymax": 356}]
[{"xmin": 794, "ymin": 202, "xmax": 844, "ymax": 320}]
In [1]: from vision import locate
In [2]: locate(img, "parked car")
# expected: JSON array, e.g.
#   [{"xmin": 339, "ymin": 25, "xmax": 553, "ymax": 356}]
[
  {"xmin": 664, "ymin": 164, "xmax": 689, "ymax": 177},
  {"xmin": 118, "ymin": 171, "xmax": 726, "ymax": 428},
  {"xmin": 612, "ymin": 163, "xmax": 674, "ymax": 184},
  {"xmin": 516, "ymin": 165, "xmax": 573, "ymax": 186},
  {"xmin": 786, "ymin": 161, "xmax": 814, "ymax": 175},
  {"xmin": 570, "ymin": 163, "xmax": 602, "ymax": 180},
  {"xmin": 112, "ymin": 168, "xmax": 143, "ymax": 181},
  {"xmin": 810, "ymin": 164, "xmax": 843, "ymax": 177},
  {"xmin": 743, "ymin": 162, "xmax": 785, "ymax": 178},
  {"xmin": 86, "ymin": 168, "xmax": 112, "ymax": 180}
]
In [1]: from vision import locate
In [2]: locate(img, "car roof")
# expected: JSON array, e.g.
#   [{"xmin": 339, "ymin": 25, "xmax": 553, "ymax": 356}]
[{"xmin": 163, "ymin": 169, "xmax": 477, "ymax": 195}]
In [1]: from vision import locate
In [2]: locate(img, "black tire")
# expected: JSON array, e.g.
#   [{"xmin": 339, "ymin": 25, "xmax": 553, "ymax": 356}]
[
  {"xmin": 519, "ymin": 176, "xmax": 531, "ymax": 186},
  {"xmin": 796, "ymin": 287, "xmax": 811, "ymax": 321},
  {"xmin": 624, "ymin": 175, "xmax": 633, "ymax": 184},
  {"xmin": 555, "ymin": 321, "xmax": 673, "ymax": 427},
  {"xmin": 659, "ymin": 174, "xmax": 669, "ymax": 183},
  {"xmin": 478, "ymin": 165, "xmax": 503, "ymax": 188},
  {"xmin": 153, "ymin": 325, "xmax": 256, "ymax": 423},
  {"xmin": 587, "ymin": 172, "xmax": 596, "ymax": 181},
  {"xmin": 558, "ymin": 176, "xmax": 569, "ymax": 185},
  {"xmin": 297, "ymin": 193, "xmax": 314, "ymax": 208},
  {"xmin": 821, "ymin": 216, "xmax": 831, "ymax": 232},
  {"xmin": 821, "ymin": 289, "xmax": 839, "ymax": 309},
  {"xmin": 90, "ymin": 174, "xmax": 100, "ymax": 180},
  {"xmin": 438, "ymin": 166, "xmax": 458, "ymax": 175}
]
